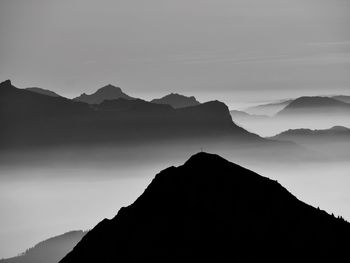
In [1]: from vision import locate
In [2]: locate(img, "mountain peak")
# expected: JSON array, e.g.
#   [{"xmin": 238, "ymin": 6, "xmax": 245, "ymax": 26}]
[
  {"xmin": 98, "ymin": 84, "xmax": 122, "ymax": 92},
  {"xmin": 277, "ymin": 96, "xmax": 350, "ymax": 116},
  {"xmin": 0, "ymin": 79, "xmax": 12, "ymax": 87},
  {"xmin": 330, "ymin": 126, "xmax": 350, "ymax": 132},
  {"xmin": 292, "ymin": 96, "xmax": 347, "ymax": 106},
  {"xmin": 281, "ymin": 96, "xmax": 348, "ymax": 110},
  {"xmin": 184, "ymin": 151, "xmax": 226, "ymax": 167},
  {"xmin": 151, "ymin": 93, "xmax": 200, "ymax": 108},
  {"xmin": 73, "ymin": 84, "xmax": 135, "ymax": 104}
]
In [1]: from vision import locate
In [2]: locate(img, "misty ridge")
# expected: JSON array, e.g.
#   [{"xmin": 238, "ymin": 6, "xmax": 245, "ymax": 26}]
[
  {"xmin": 1, "ymin": 78, "xmax": 349, "ymax": 164},
  {"xmin": 268, "ymin": 126, "xmax": 350, "ymax": 160},
  {"xmin": 0, "ymin": 79, "xmax": 255, "ymax": 149},
  {"xmin": 230, "ymin": 95, "xmax": 350, "ymax": 137},
  {"xmin": 1, "ymin": 78, "xmax": 309, "ymax": 168}
]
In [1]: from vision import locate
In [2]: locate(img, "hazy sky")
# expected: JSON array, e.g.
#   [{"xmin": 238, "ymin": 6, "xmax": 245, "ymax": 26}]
[{"xmin": 1, "ymin": 0, "xmax": 349, "ymax": 108}]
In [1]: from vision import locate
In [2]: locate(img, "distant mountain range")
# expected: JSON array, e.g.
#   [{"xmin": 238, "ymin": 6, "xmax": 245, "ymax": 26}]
[
  {"xmin": 151, "ymin": 93, "xmax": 200, "ymax": 108},
  {"xmin": 332, "ymin": 95, "xmax": 350, "ymax": 104},
  {"xmin": 244, "ymin": 95, "xmax": 350, "ymax": 116},
  {"xmin": 23, "ymin": 83, "xmax": 202, "ymax": 109},
  {"xmin": 0, "ymin": 231, "xmax": 87, "ymax": 263},
  {"xmin": 2, "ymin": 78, "xmax": 348, "ymax": 152},
  {"xmin": 0, "ymin": 80, "xmax": 259, "ymax": 149},
  {"xmin": 60, "ymin": 152, "xmax": 350, "ymax": 262},
  {"xmin": 230, "ymin": 110, "xmax": 268, "ymax": 121},
  {"xmin": 270, "ymin": 126, "xmax": 350, "ymax": 142},
  {"xmin": 73, "ymin": 86, "xmax": 201, "ymax": 109},
  {"xmin": 268, "ymin": 126, "xmax": 350, "ymax": 159},
  {"xmin": 231, "ymin": 95, "xmax": 350, "ymax": 136},
  {"xmin": 271, "ymin": 125, "xmax": 350, "ymax": 138},
  {"xmin": 277, "ymin": 96, "xmax": 350, "ymax": 116},
  {"xmin": 245, "ymin": 99, "xmax": 292, "ymax": 116},
  {"xmin": 26, "ymin": 87, "xmax": 62, "ymax": 98},
  {"xmin": 73, "ymin": 84, "xmax": 136, "ymax": 104}
]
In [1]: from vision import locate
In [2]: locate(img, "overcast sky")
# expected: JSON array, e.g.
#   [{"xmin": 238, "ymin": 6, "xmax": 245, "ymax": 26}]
[{"xmin": 1, "ymin": 0, "xmax": 349, "ymax": 108}]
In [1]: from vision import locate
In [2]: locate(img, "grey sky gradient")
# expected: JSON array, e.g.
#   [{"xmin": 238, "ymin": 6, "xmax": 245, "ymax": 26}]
[
  {"xmin": 1, "ymin": 0, "xmax": 350, "ymax": 108},
  {"xmin": 1, "ymin": 1, "xmax": 350, "ymax": 258}
]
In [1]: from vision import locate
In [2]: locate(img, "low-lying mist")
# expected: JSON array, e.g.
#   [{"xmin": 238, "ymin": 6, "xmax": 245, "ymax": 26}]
[
  {"xmin": 1, "ymin": 141, "xmax": 349, "ymax": 258},
  {"xmin": 232, "ymin": 113, "xmax": 350, "ymax": 137}
]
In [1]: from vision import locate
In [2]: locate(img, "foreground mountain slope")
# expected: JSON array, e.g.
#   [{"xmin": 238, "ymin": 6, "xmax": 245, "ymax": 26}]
[
  {"xmin": 151, "ymin": 93, "xmax": 200, "ymax": 108},
  {"xmin": 60, "ymin": 152, "xmax": 350, "ymax": 263},
  {"xmin": 1, "ymin": 231, "xmax": 87, "ymax": 263},
  {"xmin": 73, "ymin": 84, "xmax": 135, "ymax": 104}
]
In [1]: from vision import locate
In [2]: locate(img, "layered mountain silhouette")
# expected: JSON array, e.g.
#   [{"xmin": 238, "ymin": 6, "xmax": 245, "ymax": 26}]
[
  {"xmin": 230, "ymin": 110, "xmax": 268, "ymax": 121},
  {"xmin": 271, "ymin": 126, "xmax": 350, "ymax": 140},
  {"xmin": 231, "ymin": 95, "xmax": 350, "ymax": 136},
  {"xmin": 25, "ymin": 87, "xmax": 62, "ymax": 98},
  {"xmin": 151, "ymin": 93, "xmax": 200, "ymax": 108},
  {"xmin": 244, "ymin": 95, "xmax": 350, "ymax": 116},
  {"xmin": 60, "ymin": 152, "xmax": 350, "ymax": 263},
  {"xmin": 269, "ymin": 126, "xmax": 350, "ymax": 144},
  {"xmin": 0, "ymin": 80, "xmax": 89, "ymax": 117},
  {"xmin": 332, "ymin": 95, "xmax": 350, "ymax": 104},
  {"xmin": 73, "ymin": 84, "xmax": 136, "ymax": 104},
  {"xmin": 245, "ymin": 99, "xmax": 292, "ymax": 116},
  {"xmin": 0, "ymin": 231, "xmax": 87, "ymax": 263},
  {"xmin": 0, "ymin": 80, "xmax": 259, "ymax": 149},
  {"xmin": 277, "ymin": 96, "xmax": 350, "ymax": 115},
  {"xmin": 269, "ymin": 126, "xmax": 350, "ymax": 159}
]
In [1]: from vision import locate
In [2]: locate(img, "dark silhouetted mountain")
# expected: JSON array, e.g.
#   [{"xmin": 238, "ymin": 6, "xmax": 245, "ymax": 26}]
[
  {"xmin": 60, "ymin": 152, "xmax": 350, "ymax": 263},
  {"xmin": 0, "ymin": 231, "xmax": 87, "ymax": 263},
  {"xmin": 0, "ymin": 80, "xmax": 90, "ymax": 119},
  {"xmin": 245, "ymin": 99, "xmax": 292, "ymax": 116},
  {"xmin": 96, "ymin": 98, "xmax": 174, "ymax": 113},
  {"xmin": 73, "ymin": 84, "xmax": 135, "ymax": 104},
  {"xmin": 0, "ymin": 80, "xmax": 259, "ymax": 149},
  {"xmin": 25, "ymin": 87, "xmax": 62, "ymax": 98},
  {"xmin": 151, "ymin": 93, "xmax": 200, "ymax": 108},
  {"xmin": 277, "ymin": 96, "xmax": 350, "ymax": 115}
]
